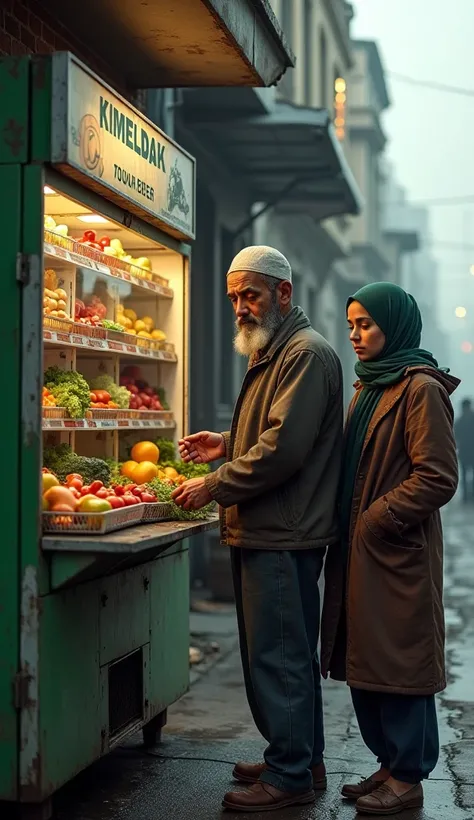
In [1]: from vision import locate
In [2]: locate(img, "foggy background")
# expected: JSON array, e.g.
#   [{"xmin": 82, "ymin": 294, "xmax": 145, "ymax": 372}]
[{"xmin": 352, "ymin": 0, "xmax": 474, "ymax": 404}]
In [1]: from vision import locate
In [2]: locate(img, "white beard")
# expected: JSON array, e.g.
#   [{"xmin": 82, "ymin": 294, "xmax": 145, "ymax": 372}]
[
  {"xmin": 233, "ymin": 306, "xmax": 283, "ymax": 357},
  {"xmin": 234, "ymin": 324, "xmax": 274, "ymax": 357}
]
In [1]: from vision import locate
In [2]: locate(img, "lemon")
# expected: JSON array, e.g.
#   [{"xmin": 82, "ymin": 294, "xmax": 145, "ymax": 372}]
[
  {"xmin": 42, "ymin": 472, "xmax": 59, "ymax": 493},
  {"xmin": 142, "ymin": 316, "xmax": 155, "ymax": 331}
]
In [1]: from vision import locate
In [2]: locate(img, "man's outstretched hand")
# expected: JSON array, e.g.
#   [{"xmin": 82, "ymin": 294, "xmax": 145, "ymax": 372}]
[
  {"xmin": 178, "ymin": 431, "xmax": 225, "ymax": 464},
  {"xmin": 172, "ymin": 477, "xmax": 213, "ymax": 511}
]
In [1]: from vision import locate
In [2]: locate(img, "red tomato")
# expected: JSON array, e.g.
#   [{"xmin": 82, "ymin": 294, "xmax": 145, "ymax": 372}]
[
  {"xmin": 80, "ymin": 485, "xmax": 91, "ymax": 496},
  {"xmin": 141, "ymin": 492, "xmax": 156, "ymax": 503},
  {"xmin": 122, "ymin": 493, "xmax": 139, "ymax": 506},
  {"xmin": 69, "ymin": 487, "xmax": 81, "ymax": 499},
  {"xmin": 113, "ymin": 485, "xmax": 125, "ymax": 496},
  {"xmin": 131, "ymin": 487, "xmax": 143, "ymax": 497},
  {"xmin": 96, "ymin": 488, "xmax": 109, "ymax": 499},
  {"xmin": 67, "ymin": 478, "xmax": 83, "ymax": 491},
  {"xmin": 66, "ymin": 473, "xmax": 83, "ymax": 483},
  {"xmin": 89, "ymin": 480, "xmax": 103, "ymax": 494},
  {"xmin": 107, "ymin": 495, "xmax": 125, "ymax": 508},
  {"xmin": 99, "ymin": 236, "xmax": 111, "ymax": 248},
  {"xmin": 83, "ymin": 230, "xmax": 96, "ymax": 242}
]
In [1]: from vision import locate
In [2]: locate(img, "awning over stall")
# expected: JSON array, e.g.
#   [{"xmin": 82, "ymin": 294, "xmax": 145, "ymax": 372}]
[
  {"xmin": 41, "ymin": 0, "xmax": 294, "ymax": 88},
  {"xmin": 182, "ymin": 100, "xmax": 363, "ymax": 223}
]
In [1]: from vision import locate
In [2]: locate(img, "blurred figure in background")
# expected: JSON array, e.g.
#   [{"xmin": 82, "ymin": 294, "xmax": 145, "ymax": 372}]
[{"xmin": 454, "ymin": 398, "xmax": 474, "ymax": 503}]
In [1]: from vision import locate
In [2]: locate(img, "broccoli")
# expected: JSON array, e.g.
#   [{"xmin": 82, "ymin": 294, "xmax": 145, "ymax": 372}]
[
  {"xmin": 44, "ymin": 366, "xmax": 90, "ymax": 419},
  {"xmin": 156, "ymin": 437, "xmax": 176, "ymax": 464},
  {"xmin": 146, "ymin": 477, "xmax": 215, "ymax": 521},
  {"xmin": 43, "ymin": 444, "xmax": 110, "ymax": 485},
  {"xmin": 177, "ymin": 461, "xmax": 210, "ymax": 479}
]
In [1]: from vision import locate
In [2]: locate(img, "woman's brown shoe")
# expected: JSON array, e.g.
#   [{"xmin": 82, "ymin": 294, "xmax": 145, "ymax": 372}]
[
  {"xmin": 356, "ymin": 782, "xmax": 423, "ymax": 815},
  {"xmin": 341, "ymin": 775, "xmax": 388, "ymax": 801}
]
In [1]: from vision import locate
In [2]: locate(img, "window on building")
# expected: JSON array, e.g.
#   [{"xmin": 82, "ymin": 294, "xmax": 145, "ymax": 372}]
[
  {"xmin": 303, "ymin": 0, "xmax": 313, "ymax": 105},
  {"xmin": 278, "ymin": 0, "xmax": 294, "ymax": 100},
  {"xmin": 219, "ymin": 228, "xmax": 237, "ymax": 407},
  {"xmin": 319, "ymin": 28, "xmax": 327, "ymax": 108},
  {"xmin": 307, "ymin": 287, "xmax": 317, "ymax": 325},
  {"xmin": 334, "ymin": 68, "xmax": 347, "ymax": 141},
  {"xmin": 292, "ymin": 274, "xmax": 303, "ymax": 309}
]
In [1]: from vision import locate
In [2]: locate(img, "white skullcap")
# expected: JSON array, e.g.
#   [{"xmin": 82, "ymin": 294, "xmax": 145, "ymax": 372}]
[{"xmin": 227, "ymin": 245, "xmax": 292, "ymax": 283}]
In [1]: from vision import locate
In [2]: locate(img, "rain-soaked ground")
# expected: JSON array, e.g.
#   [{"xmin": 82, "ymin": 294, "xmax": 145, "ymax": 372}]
[{"xmin": 21, "ymin": 502, "xmax": 474, "ymax": 819}]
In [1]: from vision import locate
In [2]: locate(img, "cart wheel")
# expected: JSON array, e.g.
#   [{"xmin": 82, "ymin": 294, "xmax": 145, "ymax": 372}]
[
  {"xmin": 18, "ymin": 799, "xmax": 53, "ymax": 820},
  {"xmin": 142, "ymin": 709, "xmax": 167, "ymax": 748}
]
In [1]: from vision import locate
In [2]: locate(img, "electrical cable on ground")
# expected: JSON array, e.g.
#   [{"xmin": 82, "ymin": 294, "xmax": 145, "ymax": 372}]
[{"xmin": 144, "ymin": 752, "xmax": 474, "ymax": 784}]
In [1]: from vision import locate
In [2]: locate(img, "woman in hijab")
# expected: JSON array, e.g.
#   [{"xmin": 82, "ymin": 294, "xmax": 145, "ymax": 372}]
[{"xmin": 321, "ymin": 282, "xmax": 459, "ymax": 816}]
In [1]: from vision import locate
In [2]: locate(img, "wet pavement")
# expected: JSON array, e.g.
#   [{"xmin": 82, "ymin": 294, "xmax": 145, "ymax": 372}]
[{"xmin": 48, "ymin": 502, "xmax": 474, "ymax": 819}]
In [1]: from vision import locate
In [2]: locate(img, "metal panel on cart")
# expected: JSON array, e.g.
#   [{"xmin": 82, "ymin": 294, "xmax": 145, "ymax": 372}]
[{"xmin": 0, "ymin": 164, "xmax": 22, "ymax": 801}]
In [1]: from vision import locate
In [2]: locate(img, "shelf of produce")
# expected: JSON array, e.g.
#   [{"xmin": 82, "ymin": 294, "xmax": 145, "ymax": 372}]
[
  {"xmin": 42, "ymin": 516, "xmax": 219, "ymax": 554},
  {"xmin": 44, "ymin": 242, "xmax": 174, "ymax": 299},
  {"xmin": 43, "ymin": 327, "xmax": 177, "ymax": 362},
  {"xmin": 42, "ymin": 414, "xmax": 176, "ymax": 431}
]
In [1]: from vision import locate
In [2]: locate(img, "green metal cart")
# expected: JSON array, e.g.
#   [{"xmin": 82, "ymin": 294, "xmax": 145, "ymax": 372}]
[{"xmin": 0, "ymin": 52, "xmax": 216, "ymax": 819}]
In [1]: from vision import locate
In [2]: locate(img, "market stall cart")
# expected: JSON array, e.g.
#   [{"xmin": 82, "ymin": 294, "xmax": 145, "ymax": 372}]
[{"xmin": 0, "ymin": 53, "xmax": 217, "ymax": 819}]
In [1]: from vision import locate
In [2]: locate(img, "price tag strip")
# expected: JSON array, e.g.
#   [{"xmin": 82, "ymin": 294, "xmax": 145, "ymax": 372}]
[
  {"xmin": 44, "ymin": 243, "xmax": 174, "ymax": 300},
  {"xmin": 42, "ymin": 415, "xmax": 176, "ymax": 431},
  {"xmin": 43, "ymin": 327, "xmax": 177, "ymax": 362}
]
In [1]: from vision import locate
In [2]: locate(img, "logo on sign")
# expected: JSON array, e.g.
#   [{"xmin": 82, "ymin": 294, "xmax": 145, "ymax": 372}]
[
  {"xmin": 79, "ymin": 115, "xmax": 104, "ymax": 177},
  {"xmin": 167, "ymin": 159, "xmax": 190, "ymax": 218}
]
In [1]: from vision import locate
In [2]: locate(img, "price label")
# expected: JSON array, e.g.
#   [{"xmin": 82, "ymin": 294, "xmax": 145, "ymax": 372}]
[
  {"xmin": 70, "ymin": 252, "xmax": 91, "ymax": 267},
  {"xmin": 87, "ymin": 338, "xmax": 106, "ymax": 349},
  {"xmin": 71, "ymin": 335, "xmax": 85, "ymax": 346},
  {"xmin": 108, "ymin": 341, "xmax": 124, "ymax": 352},
  {"xmin": 43, "ymin": 331, "xmax": 53, "ymax": 341},
  {"xmin": 56, "ymin": 332, "xmax": 71, "ymax": 344},
  {"xmin": 125, "ymin": 345, "xmax": 137, "ymax": 354},
  {"xmin": 96, "ymin": 262, "xmax": 111, "ymax": 274},
  {"xmin": 98, "ymin": 420, "xmax": 116, "ymax": 429},
  {"xmin": 118, "ymin": 419, "xmax": 130, "ymax": 428}
]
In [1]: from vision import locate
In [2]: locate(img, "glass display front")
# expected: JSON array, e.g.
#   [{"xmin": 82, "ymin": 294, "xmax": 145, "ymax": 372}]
[{"xmin": 40, "ymin": 184, "xmax": 211, "ymax": 534}]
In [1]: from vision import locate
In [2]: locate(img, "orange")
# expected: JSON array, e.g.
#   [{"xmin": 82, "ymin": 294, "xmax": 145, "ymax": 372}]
[
  {"xmin": 121, "ymin": 460, "xmax": 138, "ymax": 479},
  {"xmin": 131, "ymin": 461, "xmax": 159, "ymax": 484},
  {"xmin": 163, "ymin": 466, "xmax": 179, "ymax": 481},
  {"xmin": 131, "ymin": 441, "xmax": 160, "ymax": 464},
  {"xmin": 44, "ymin": 486, "xmax": 78, "ymax": 509}
]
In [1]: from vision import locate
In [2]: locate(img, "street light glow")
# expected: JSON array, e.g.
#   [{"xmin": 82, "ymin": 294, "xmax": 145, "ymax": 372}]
[
  {"xmin": 455, "ymin": 306, "xmax": 467, "ymax": 318},
  {"xmin": 461, "ymin": 341, "xmax": 473, "ymax": 353},
  {"xmin": 470, "ymin": 265, "xmax": 474, "ymax": 275}
]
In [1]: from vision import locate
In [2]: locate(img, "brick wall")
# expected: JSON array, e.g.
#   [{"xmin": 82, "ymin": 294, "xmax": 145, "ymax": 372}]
[{"xmin": 0, "ymin": 0, "xmax": 146, "ymax": 107}]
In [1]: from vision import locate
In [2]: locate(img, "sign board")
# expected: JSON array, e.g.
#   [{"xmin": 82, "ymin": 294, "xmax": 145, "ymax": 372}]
[{"xmin": 51, "ymin": 53, "xmax": 195, "ymax": 240}]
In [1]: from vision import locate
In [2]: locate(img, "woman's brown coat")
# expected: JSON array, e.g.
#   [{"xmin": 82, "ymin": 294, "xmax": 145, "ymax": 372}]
[{"xmin": 321, "ymin": 367, "xmax": 459, "ymax": 696}]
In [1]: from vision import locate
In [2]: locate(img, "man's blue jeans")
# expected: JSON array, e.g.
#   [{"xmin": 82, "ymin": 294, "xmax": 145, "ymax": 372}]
[{"xmin": 230, "ymin": 547, "xmax": 326, "ymax": 793}]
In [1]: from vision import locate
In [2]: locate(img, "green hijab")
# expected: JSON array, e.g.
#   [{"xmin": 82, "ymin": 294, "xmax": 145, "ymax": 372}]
[{"xmin": 339, "ymin": 281, "xmax": 441, "ymax": 541}]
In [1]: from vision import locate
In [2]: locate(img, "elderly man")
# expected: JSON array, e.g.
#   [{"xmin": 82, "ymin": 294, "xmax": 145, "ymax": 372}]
[{"xmin": 173, "ymin": 246, "xmax": 343, "ymax": 812}]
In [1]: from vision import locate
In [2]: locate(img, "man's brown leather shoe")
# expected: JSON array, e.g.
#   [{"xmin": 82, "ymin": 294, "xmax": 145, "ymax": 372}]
[
  {"xmin": 356, "ymin": 783, "xmax": 423, "ymax": 815},
  {"xmin": 232, "ymin": 761, "xmax": 327, "ymax": 790},
  {"xmin": 222, "ymin": 782, "xmax": 316, "ymax": 812},
  {"xmin": 341, "ymin": 774, "xmax": 388, "ymax": 800}
]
